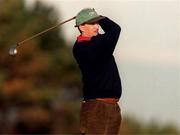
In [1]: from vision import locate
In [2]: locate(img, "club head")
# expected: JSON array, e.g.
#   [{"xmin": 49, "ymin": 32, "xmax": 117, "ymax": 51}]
[{"xmin": 9, "ymin": 44, "xmax": 18, "ymax": 56}]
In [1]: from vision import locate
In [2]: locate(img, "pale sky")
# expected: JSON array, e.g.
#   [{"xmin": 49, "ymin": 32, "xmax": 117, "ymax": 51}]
[{"xmin": 26, "ymin": 0, "xmax": 180, "ymax": 128}]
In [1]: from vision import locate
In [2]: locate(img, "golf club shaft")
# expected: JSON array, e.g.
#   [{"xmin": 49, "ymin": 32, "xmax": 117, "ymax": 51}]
[{"xmin": 17, "ymin": 16, "xmax": 76, "ymax": 47}]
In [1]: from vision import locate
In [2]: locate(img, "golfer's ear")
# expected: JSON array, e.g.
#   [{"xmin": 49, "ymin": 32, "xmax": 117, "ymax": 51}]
[{"xmin": 79, "ymin": 25, "xmax": 85, "ymax": 32}]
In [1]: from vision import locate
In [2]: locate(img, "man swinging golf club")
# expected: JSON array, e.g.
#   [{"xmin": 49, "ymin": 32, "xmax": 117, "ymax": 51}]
[
  {"xmin": 8, "ymin": 7, "xmax": 122, "ymax": 134},
  {"xmin": 73, "ymin": 8, "xmax": 122, "ymax": 134}
]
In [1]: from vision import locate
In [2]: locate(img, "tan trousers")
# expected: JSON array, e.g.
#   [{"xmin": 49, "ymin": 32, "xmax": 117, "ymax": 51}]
[{"xmin": 80, "ymin": 99, "xmax": 121, "ymax": 135}]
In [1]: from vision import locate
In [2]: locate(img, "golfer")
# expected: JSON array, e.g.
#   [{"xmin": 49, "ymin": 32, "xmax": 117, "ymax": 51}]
[{"xmin": 73, "ymin": 8, "xmax": 122, "ymax": 134}]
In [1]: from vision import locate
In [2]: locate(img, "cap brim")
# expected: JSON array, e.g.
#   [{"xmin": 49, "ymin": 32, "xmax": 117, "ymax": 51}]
[{"xmin": 85, "ymin": 16, "xmax": 105, "ymax": 24}]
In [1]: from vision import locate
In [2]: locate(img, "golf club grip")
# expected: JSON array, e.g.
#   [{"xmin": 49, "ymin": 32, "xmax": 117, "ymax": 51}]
[{"xmin": 17, "ymin": 16, "xmax": 76, "ymax": 47}]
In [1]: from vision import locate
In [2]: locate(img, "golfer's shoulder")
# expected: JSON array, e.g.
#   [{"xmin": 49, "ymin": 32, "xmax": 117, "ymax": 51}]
[{"xmin": 73, "ymin": 41, "xmax": 93, "ymax": 51}]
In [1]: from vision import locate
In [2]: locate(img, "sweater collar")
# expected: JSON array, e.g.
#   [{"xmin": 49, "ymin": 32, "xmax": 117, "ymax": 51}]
[{"xmin": 77, "ymin": 35, "xmax": 91, "ymax": 42}]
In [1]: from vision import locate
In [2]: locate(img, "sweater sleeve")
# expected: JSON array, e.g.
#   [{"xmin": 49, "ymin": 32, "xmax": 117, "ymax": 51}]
[{"xmin": 92, "ymin": 17, "xmax": 121, "ymax": 55}]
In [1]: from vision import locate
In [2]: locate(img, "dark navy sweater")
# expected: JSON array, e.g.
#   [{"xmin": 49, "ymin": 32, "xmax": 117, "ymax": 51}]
[{"xmin": 73, "ymin": 17, "xmax": 122, "ymax": 100}]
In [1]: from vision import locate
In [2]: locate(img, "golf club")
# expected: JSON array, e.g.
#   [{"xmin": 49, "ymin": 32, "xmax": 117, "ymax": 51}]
[{"xmin": 9, "ymin": 16, "xmax": 76, "ymax": 56}]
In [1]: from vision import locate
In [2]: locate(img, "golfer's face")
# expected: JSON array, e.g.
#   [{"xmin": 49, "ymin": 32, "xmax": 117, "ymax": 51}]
[{"xmin": 81, "ymin": 23, "xmax": 99, "ymax": 37}]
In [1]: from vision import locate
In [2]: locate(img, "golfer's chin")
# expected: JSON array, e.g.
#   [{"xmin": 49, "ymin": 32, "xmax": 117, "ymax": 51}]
[
  {"xmin": 87, "ymin": 32, "xmax": 98, "ymax": 38},
  {"xmin": 92, "ymin": 32, "xmax": 98, "ymax": 37}
]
